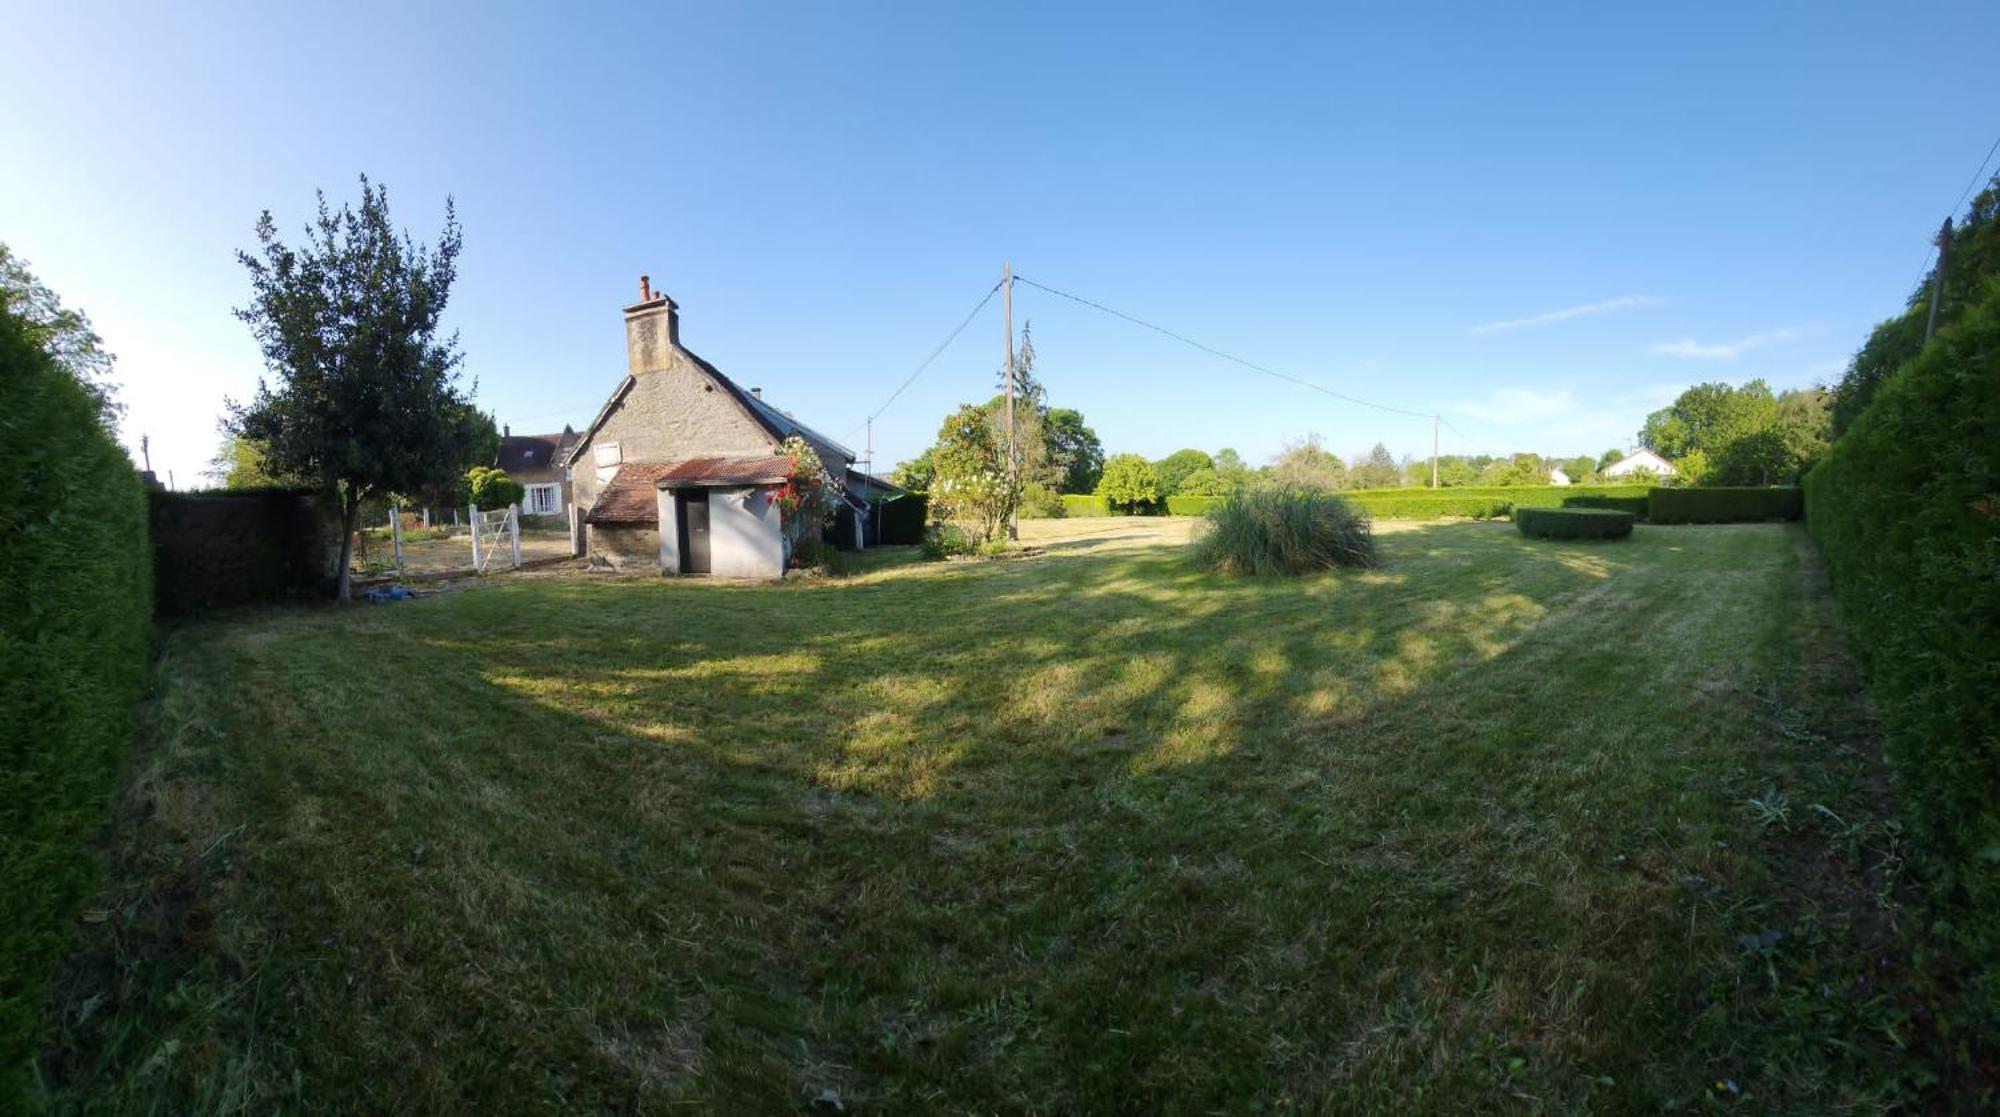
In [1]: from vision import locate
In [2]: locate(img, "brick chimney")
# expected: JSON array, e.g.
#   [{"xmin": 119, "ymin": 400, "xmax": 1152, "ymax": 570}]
[{"xmin": 624, "ymin": 273, "xmax": 680, "ymax": 375}]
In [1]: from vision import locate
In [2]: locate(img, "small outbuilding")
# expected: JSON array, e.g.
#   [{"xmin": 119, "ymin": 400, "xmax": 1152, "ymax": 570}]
[{"xmin": 562, "ymin": 276, "xmax": 879, "ymax": 578}]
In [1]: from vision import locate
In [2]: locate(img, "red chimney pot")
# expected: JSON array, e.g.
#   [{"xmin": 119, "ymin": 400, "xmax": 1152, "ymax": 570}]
[{"xmin": 639, "ymin": 274, "xmax": 653, "ymax": 301}]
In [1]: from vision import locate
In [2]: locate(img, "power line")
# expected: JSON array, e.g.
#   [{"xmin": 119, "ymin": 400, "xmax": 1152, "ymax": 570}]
[
  {"xmin": 1010, "ymin": 275, "xmax": 1436, "ymax": 420},
  {"xmin": 843, "ymin": 280, "xmax": 1003, "ymax": 442},
  {"xmin": 1947, "ymin": 130, "xmax": 2000, "ymax": 220}
]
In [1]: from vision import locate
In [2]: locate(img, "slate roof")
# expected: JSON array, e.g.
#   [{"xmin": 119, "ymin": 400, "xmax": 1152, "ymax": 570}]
[
  {"xmin": 583, "ymin": 457, "xmax": 794, "ymax": 525},
  {"xmin": 497, "ymin": 427, "xmax": 578, "ymax": 475}
]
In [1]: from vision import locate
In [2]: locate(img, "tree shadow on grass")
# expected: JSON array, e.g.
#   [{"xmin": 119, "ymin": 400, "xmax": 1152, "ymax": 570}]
[{"xmin": 44, "ymin": 523, "xmax": 1908, "ymax": 1115}]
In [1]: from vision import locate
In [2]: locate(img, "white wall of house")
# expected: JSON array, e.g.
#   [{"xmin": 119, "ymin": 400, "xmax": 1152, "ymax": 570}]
[
  {"xmin": 709, "ymin": 486, "xmax": 784, "ymax": 578},
  {"xmin": 1603, "ymin": 448, "xmax": 1678, "ymax": 478}
]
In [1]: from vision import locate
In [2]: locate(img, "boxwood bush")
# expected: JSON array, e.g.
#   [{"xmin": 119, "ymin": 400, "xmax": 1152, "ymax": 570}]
[
  {"xmin": 1648, "ymin": 486, "xmax": 1803, "ymax": 524},
  {"xmin": 0, "ymin": 307, "xmax": 152, "ymax": 1096},
  {"xmin": 1515, "ymin": 506, "xmax": 1636, "ymax": 540},
  {"xmin": 1189, "ymin": 487, "xmax": 1376, "ymax": 575},
  {"xmin": 1805, "ymin": 290, "xmax": 2000, "ymax": 1012}
]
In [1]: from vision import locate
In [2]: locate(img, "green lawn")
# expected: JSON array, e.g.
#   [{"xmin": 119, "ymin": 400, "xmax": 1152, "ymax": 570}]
[{"xmin": 41, "ymin": 522, "xmax": 1929, "ymax": 1113}]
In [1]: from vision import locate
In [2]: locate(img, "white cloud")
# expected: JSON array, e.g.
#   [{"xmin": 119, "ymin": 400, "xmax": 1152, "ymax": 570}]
[
  {"xmin": 1469, "ymin": 296, "xmax": 1663, "ymax": 336},
  {"xmin": 1650, "ymin": 326, "xmax": 1808, "ymax": 360}
]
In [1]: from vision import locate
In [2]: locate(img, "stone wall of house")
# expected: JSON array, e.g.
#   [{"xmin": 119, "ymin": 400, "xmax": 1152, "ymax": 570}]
[
  {"xmin": 571, "ymin": 357, "xmax": 777, "ymax": 514},
  {"xmin": 589, "ymin": 525, "xmax": 661, "ymax": 570}
]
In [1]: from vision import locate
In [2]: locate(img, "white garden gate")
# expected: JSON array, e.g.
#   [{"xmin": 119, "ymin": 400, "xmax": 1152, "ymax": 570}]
[{"xmin": 469, "ymin": 503, "xmax": 522, "ymax": 573}]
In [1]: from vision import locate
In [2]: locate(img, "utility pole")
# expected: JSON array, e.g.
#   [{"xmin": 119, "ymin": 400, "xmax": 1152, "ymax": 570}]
[
  {"xmin": 1926, "ymin": 217, "xmax": 1953, "ymax": 341},
  {"xmin": 1430, "ymin": 414, "xmax": 1439, "ymax": 490},
  {"xmin": 1004, "ymin": 261, "xmax": 1018, "ymax": 541}
]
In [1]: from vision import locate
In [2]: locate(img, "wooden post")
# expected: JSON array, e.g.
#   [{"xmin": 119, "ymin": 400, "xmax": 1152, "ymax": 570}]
[
  {"xmin": 1926, "ymin": 217, "xmax": 1953, "ymax": 342},
  {"xmin": 1431, "ymin": 413, "xmax": 1440, "ymax": 490},
  {"xmin": 509, "ymin": 503, "xmax": 522, "ymax": 568},
  {"xmin": 569, "ymin": 503, "xmax": 583, "ymax": 557},
  {"xmin": 390, "ymin": 502, "xmax": 404, "ymax": 574},
  {"xmin": 469, "ymin": 503, "xmax": 482, "ymax": 570},
  {"xmin": 1003, "ymin": 262, "xmax": 1017, "ymax": 542}
]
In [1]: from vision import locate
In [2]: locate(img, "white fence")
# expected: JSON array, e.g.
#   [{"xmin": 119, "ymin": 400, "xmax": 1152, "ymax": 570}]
[{"xmin": 470, "ymin": 503, "xmax": 522, "ymax": 573}]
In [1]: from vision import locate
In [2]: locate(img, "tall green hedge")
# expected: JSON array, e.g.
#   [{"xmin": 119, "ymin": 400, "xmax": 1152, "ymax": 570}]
[
  {"xmin": 872, "ymin": 493, "xmax": 928, "ymax": 545},
  {"xmin": 150, "ymin": 488, "xmax": 334, "ymax": 615},
  {"xmin": 0, "ymin": 309, "xmax": 152, "ymax": 1094},
  {"xmin": 1341, "ymin": 484, "xmax": 1652, "ymax": 520},
  {"xmin": 1648, "ymin": 486, "xmax": 1803, "ymax": 524},
  {"xmin": 1805, "ymin": 290, "xmax": 2000, "ymax": 1008}
]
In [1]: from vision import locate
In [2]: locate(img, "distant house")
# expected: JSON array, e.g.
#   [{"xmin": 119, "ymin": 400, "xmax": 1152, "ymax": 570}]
[
  {"xmin": 496, "ymin": 425, "xmax": 578, "ymax": 520},
  {"xmin": 1548, "ymin": 467, "xmax": 1572, "ymax": 487},
  {"xmin": 1601, "ymin": 447, "xmax": 1678, "ymax": 479},
  {"xmin": 559, "ymin": 276, "xmax": 886, "ymax": 577}
]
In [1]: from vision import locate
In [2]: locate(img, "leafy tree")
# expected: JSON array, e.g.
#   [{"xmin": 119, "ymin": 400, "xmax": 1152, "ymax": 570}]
[
  {"xmin": 1043, "ymin": 407, "xmax": 1103, "ymax": 493},
  {"xmin": 1270, "ymin": 434, "xmax": 1348, "ymax": 490},
  {"xmin": 1598, "ymin": 448, "xmax": 1626, "ymax": 472},
  {"xmin": 1561, "ymin": 455, "xmax": 1597, "ymax": 483},
  {"xmin": 889, "ymin": 447, "xmax": 936, "ymax": 491},
  {"xmin": 229, "ymin": 177, "xmax": 482, "ymax": 602},
  {"xmin": 1176, "ymin": 467, "xmax": 1239, "ymax": 497},
  {"xmin": 928, "ymin": 404, "xmax": 1012, "ymax": 542},
  {"xmin": 1641, "ymin": 379, "xmax": 1828, "ymax": 485},
  {"xmin": 1154, "ymin": 448, "xmax": 1215, "ymax": 497},
  {"xmin": 1214, "ymin": 447, "xmax": 1245, "ymax": 475},
  {"xmin": 1831, "ymin": 176, "xmax": 1999, "ymax": 435},
  {"xmin": 464, "ymin": 465, "xmax": 524, "ymax": 510},
  {"xmin": 1480, "ymin": 453, "xmax": 1547, "ymax": 486},
  {"xmin": 1349, "ymin": 443, "xmax": 1401, "ymax": 490},
  {"xmin": 1096, "ymin": 453, "xmax": 1161, "ymax": 512},
  {"xmin": 0, "ymin": 241, "xmax": 118, "ymax": 422},
  {"xmin": 205, "ymin": 435, "xmax": 291, "ymax": 488}
]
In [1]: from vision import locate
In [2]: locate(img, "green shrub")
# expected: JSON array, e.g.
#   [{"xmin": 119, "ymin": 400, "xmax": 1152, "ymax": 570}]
[
  {"xmin": 1018, "ymin": 483, "xmax": 1065, "ymax": 519},
  {"xmin": 1560, "ymin": 494, "xmax": 1650, "ymax": 517},
  {"xmin": 464, "ymin": 465, "xmax": 524, "ymax": 511},
  {"xmin": 1340, "ymin": 484, "xmax": 1652, "ymax": 521},
  {"xmin": 1648, "ymin": 486, "xmax": 1803, "ymax": 524},
  {"xmin": 1805, "ymin": 289, "xmax": 2000, "ymax": 1013},
  {"xmin": 1060, "ymin": 494, "xmax": 1113, "ymax": 517},
  {"xmin": 1515, "ymin": 507, "xmax": 1636, "ymax": 540},
  {"xmin": 1166, "ymin": 494, "xmax": 1223, "ymax": 517},
  {"xmin": 1189, "ymin": 488, "xmax": 1376, "ymax": 575},
  {"xmin": 919, "ymin": 522, "xmax": 974, "ymax": 561},
  {"xmin": 0, "ymin": 307, "xmax": 152, "ymax": 1095},
  {"xmin": 787, "ymin": 536, "xmax": 849, "ymax": 575}
]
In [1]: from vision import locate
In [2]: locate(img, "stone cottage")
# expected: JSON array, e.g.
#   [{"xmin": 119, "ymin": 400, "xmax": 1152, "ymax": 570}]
[
  {"xmin": 495, "ymin": 424, "xmax": 578, "ymax": 521},
  {"xmin": 561, "ymin": 277, "xmax": 876, "ymax": 577}
]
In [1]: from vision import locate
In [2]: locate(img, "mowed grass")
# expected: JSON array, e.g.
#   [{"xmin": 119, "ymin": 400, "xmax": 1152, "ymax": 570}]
[{"xmin": 41, "ymin": 521, "xmax": 1927, "ymax": 1113}]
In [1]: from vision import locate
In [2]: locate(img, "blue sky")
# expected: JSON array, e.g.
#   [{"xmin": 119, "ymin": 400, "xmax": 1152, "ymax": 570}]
[{"xmin": 6, "ymin": 1, "xmax": 1995, "ymax": 485}]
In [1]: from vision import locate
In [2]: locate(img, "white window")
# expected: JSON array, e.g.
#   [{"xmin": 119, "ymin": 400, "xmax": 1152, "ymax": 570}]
[{"xmin": 525, "ymin": 483, "xmax": 562, "ymax": 516}]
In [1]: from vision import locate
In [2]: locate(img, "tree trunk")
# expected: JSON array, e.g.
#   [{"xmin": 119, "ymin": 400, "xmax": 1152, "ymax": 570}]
[{"xmin": 335, "ymin": 492, "xmax": 362, "ymax": 603}]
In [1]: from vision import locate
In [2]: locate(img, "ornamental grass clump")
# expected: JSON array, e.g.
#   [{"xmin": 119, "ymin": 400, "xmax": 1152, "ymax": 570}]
[{"xmin": 1189, "ymin": 487, "xmax": 1376, "ymax": 575}]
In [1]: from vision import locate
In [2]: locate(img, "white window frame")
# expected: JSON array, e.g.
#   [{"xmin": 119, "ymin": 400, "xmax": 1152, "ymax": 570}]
[{"xmin": 525, "ymin": 482, "xmax": 562, "ymax": 516}]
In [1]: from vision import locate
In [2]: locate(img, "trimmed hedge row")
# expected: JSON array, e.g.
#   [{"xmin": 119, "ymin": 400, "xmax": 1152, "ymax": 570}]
[
  {"xmin": 1648, "ymin": 486, "xmax": 1802, "ymax": 524},
  {"xmin": 1167, "ymin": 494, "xmax": 1223, "ymax": 517},
  {"xmin": 1805, "ymin": 291, "xmax": 2000, "ymax": 1008},
  {"xmin": 1342, "ymin": 484, "xmax": 1653, "ymax": 520},
  {"xmin": 0, "ymin": 309, "xmax": 152, "ymax": 1095},
  {"xmin": 1515, "ymin": 507, "xmax": 1636, "ymax": 540}
]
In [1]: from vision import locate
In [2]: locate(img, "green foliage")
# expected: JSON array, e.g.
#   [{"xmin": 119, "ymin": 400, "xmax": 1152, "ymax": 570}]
[
  {"xmin": 1153, "ymin": 449, "xmax": 1214, "ymax": 497},
  {"xmin": 1831, "ymin": 179, "xmax": 1999, "ymax": 435},
  {"xmin": 204, "ymin": 435, "xmax": 292, "ymax": 489},
  {"xmin": 1096, "ymin": 453, "xmax": 1161, "ymax": 512},
  {"xmin": 929, "ymin": 404, "xmax": 1012, "ymax": 543},
  {"xmin": 1017, "ymin": 482, "xmax": 1065, "ymax": 519},
  {"xmin": 1166, "ymin": 495, "xmax": 1224, "ymax": 517},
  {"xmin": 918, "ymin": 521, "xmax": 975, "ymax": 560},
  {"xmin": 1647, "ymin": 487, "xmax": 1803, "ymax": 524},
  {"xmin": 1515, "ymin": 507, "xmax": 1636, "ymax": 540},
  {"xmin": 888, "ymin": 448, "xmax": 936, "ymax": 492},
  {"xmin": 1641, "ymin": 381, "xmax": 1830, "ymax": 485},
  {"xmin": 786, "ymin": 537, "xmax": 849, "ymax": 576},
  {"xmin": 1348, "ymin": 443, "xmax": 1402, "ymax": 490},
  {"xmin": 1189, "ymin": 487, "xmax": 1376, "ymax": 575},
  {"xmin": 1044, "ymin": 407, "xmax": 1104, "ymax": 494},
  {"xmin": 1559, "ymin": 494, "xmax": 1650, "ymax": 516},
  {"xmin": 1479, "ymin": 452, "xmax": 1547, "ymax": 487},
  {"xmin": 1174, "ymin": 467, "xmax": 1235, "ymax": 497},
  {"xmin": 1060, "ymin": 494, "xmax": 1113, "ymax": 517},
  {"xmin": 1269, "ymin": 434, "xmax": 1348, "ymax": 489},
  {"xmin": 0, "ymin": 300, "xmax": 151, "ymax": 1099},
  {"xmin": 1598, "ymin": 448, "xmax": 1626, "ymax": 472},
  {"xmin": 150, "ymin": 490, "xmax": 335, "ymax": 615},
  {"xmin": 230, "ymin": 176, "xmax": 480, "ymax": 601},
  {"xmin": 0, "ymin": 241, "xmax": 119, "ymax": 418},
  {"xmin": 464, "ymin": 465, "xmax": 524, "ymax": 511},
  {"xmin": 1806, "ymin": 283, "xmax": 2000, "ymax": 1016},
  {"xmin": 1338, "ymin": 484, "xmax": 1653, "ymax": 520}
]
